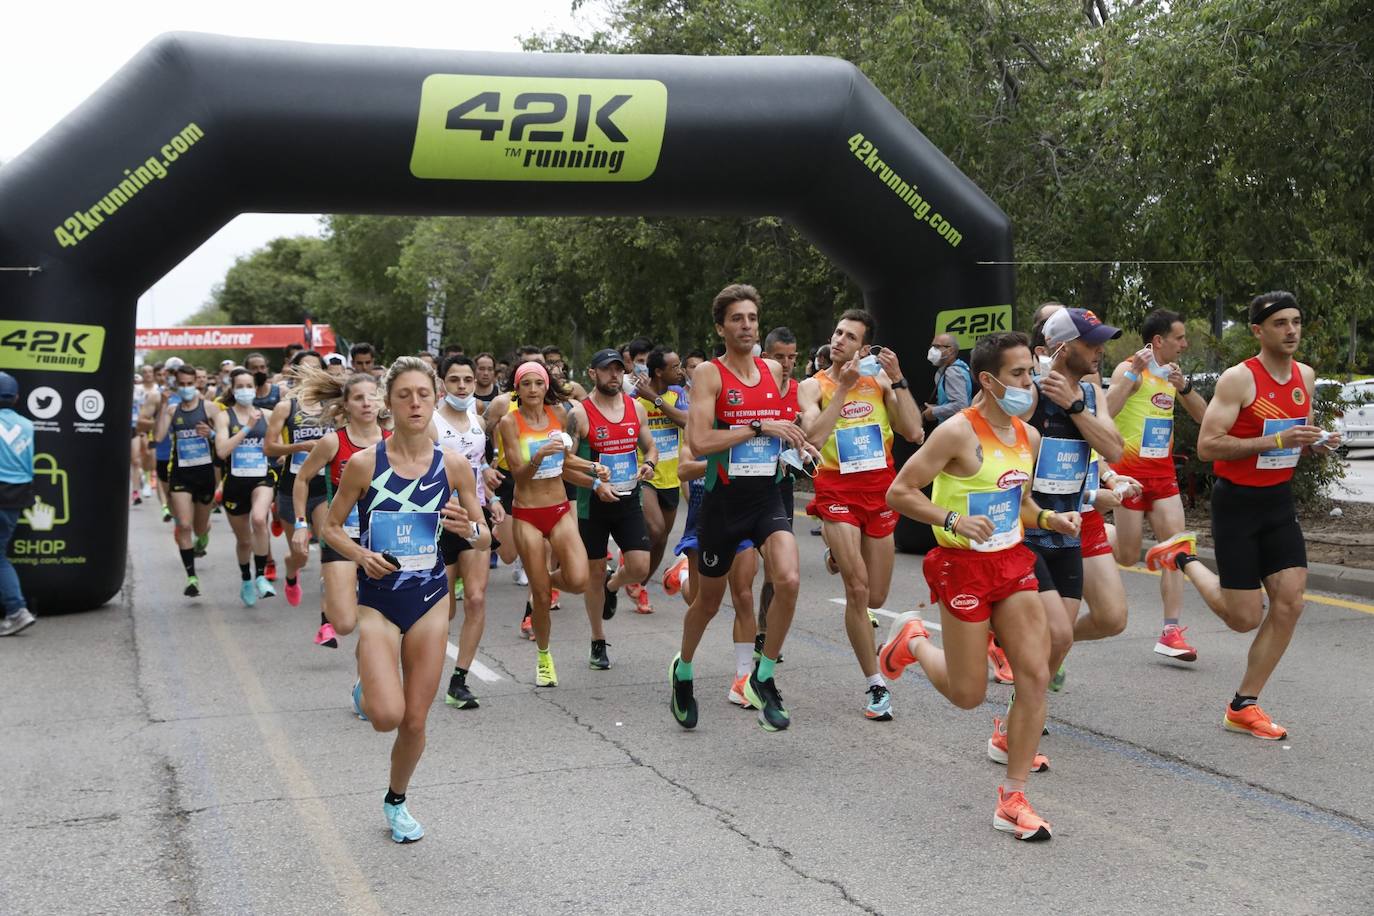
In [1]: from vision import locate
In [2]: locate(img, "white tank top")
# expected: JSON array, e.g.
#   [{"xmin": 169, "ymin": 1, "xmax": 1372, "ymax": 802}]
[{"xmin": 434, "ymin": 406, "xmax": 487, "ymax": 505}]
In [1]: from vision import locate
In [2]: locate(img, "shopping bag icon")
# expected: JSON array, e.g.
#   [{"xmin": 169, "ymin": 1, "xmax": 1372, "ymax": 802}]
[{"xmin": 21, "ymin": 453, "xmax": 69, "ymax": 528}]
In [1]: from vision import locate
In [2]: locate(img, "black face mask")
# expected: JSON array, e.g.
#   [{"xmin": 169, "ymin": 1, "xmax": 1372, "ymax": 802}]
[{"xmin": 253, "ymin": 371, "xmax": 268, "ymax": 387}]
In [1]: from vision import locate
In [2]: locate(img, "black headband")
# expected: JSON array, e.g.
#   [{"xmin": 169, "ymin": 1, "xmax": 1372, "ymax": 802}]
[{"xmin": 1249, "ymin": 294, "xmax": 1300, "ymax": 326}]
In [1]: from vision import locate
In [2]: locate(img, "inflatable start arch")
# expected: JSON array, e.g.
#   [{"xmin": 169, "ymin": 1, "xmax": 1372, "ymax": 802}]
[{"xmin": 0, "ymin": 33, "xmax": 1013, "ymax": 612}]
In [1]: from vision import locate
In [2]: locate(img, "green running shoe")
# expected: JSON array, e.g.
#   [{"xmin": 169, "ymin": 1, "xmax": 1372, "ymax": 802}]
[
  {"xmin": 669, "ymin": 654, "xmax": 698, "ymax": 729},
  {"xmin": 184, "ymin": 575, "xmax": 200, "ymax": 597},
  {"xmin": 193, "ymin": 532, "xmax": 209, "ymax": 558},
  {"xmin": 743, "ymin": 666, "xmax": 790, "ymax": 732},
  {"xmin": 1049, "ymin": 664, "xmax": 1066, "ymax": 693},
  {"xmin": 589, "ymin": 639, "xmax": 611, "ymax": 670}
]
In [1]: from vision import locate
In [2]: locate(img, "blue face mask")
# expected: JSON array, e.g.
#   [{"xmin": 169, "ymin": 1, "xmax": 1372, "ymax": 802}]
[
  {"xmin": 1146, "ymin": 355, "xmax": 1172, "ymax": 378},
  {"xmin": 233, "ymin": 388, "xmax": 255, "ymax": 405},
  {"xmin": 857, "ymin": 355, "xmax": 882, "ymax": 377},
  {"xmin": 779, "ymin": 447, "xmax": 816, "ymax": 477},
  {"xmin": 446, "ymin": 393, "xmax": 475, "ymax": 412},
  {"xmin": 988, "ymin": 376, "xmax": 1033, "ymax": 416},
  {"xmin": 178, "ymin": 385, "xmax": 197, "ymax": 401}
]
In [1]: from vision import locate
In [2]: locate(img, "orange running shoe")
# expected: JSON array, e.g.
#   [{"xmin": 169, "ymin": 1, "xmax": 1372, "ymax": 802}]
[
  {"xmin": 663, "ymin": 556, "xmax": 689, "ymax": 596},
  {"xmin": 549, "ymin": 589, "xmax": 561, "ymax": 610},
  {"xmin": 993, "ymin": 788, "xmax": 1053, "ymax": 841},
  {"xmin": 986, "ymin": 717, "xmax": 1049, "ymax": 772},
  {"xmin": 635, "ymin": 586, "xmax": 654, "ymax": 614},
  {"xmin": 1223, "ymin": 702, "xmax": 1287, "ymax": 740},
  {"xmin": 1154, "ymin": 624, "xmax": 1198, "ymax": 662},
  {"xmin": 1145, "ymin": 531, "xmax": 1197, "ymax": 571},
  {"xmin": 988, "ymin": 633, "xmax": 1015, "ymax": 685},
  {"xmin": 728, "ymin": 674, "xmax": 754, "ymax": 708},
  {"xmin": 519, "ymin": 608, "xmax": 534, "ymax": 641},
  {"xmin": 877, "ymin": 611, "xmax": 929, "ymax": 681}
]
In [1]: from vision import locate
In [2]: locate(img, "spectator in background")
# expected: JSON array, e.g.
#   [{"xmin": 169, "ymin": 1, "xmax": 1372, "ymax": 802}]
[
  {"xmin": 283, "ymin": 343, "xmax": 304, "ymax": 368},
  {"xmin": 474, "ymin": 352, "xmax": 500, "ymax": 403},
  {"xmin": 626, "ymin": 337, "xmax": 654, "ymax": 377},
  {"xmin": 417, "ymin": 351, "xmax": 438, "ymax": 370},
  {"xmin": 0, "ymin": 371, "xmax": 37, "ymax": 636},
  {"xmin": 323, "ymin": 352, "xmax": 349, "ymax": 379},
  {"xmin": 350, "ymin": 342, "xmax": 378, "ymax": 378},
  {"xmin": 922, "ymin": 333, "xmax": 972, "ymax": 426},
  {"xmin": 443, "ymin": 343, "xmax": 464, "ymax": 358}
]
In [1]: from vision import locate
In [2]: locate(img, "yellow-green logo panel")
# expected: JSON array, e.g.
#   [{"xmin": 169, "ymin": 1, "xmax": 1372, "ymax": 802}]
[
  {"xmin": 0, "ymin": 321, "xmax": 105, "ymax": 373},
  {"xmin": 934, "ymin": 306, "xmax": 1012, "ymax": 350},
  {"xmin": 411, "ymin": 75, "xmax": 667, "ymax": 182}
]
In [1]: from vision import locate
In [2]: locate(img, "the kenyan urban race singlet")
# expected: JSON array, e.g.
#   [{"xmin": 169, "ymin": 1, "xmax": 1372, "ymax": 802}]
[
  {"xmin": 706, "ymin": 357, "xmax": 784, "ymax": 490},
  {"xmin": 329, "ymin": 426, "xmax": 392, "ymax": 538}
]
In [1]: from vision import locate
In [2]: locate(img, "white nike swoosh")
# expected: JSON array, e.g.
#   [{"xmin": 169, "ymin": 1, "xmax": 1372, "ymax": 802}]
[
  {"xmin": 0, "ymin": 423, "xmax": 19, "ymax": 447},
  {"xmin": 424, "ymin": 586, "xmax": 446, "ymax": 603},
  {"xmin": 416, "ymin": 481, "xmax": 442, "ymax": 494}
]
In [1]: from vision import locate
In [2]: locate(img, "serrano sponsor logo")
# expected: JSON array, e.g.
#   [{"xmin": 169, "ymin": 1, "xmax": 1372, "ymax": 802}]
[
  {"xmin": 1151, "ymin": 392, "xmax": 1174, "ymax": 410},
  {"xmin": 827, "ymin": 504, "xmax": 850, "ymax": 514},
  {"xmin": 997, "ymin": 469, "xmax": 1030, "ymax": 489},
  {"xmin": 840, "ymin": 401, "xmax": 874, "ymax": 420},
  {"xmin": 950, "ymin": 593, "xmax": 979, "ymax": 612}
]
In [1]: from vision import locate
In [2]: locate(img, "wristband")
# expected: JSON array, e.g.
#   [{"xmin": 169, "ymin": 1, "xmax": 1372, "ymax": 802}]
[
  {"xmin": 1180, "ymin": 380, "xmax": 1193, "ymax": 396},
  {"xmin": 466, "ymin": 521, "xmax": 483, "ymax": 545},
  {"xmin": 294, "ymin": 518, "xmax": 309, "ymax": 531},
  {"xmin": 644, "ymin": 459, "xmax": 657, "ymax": 470},
  {"xmin": 1124, "ymin": 371, "xmax": 1141, "ymax": 383},
  {"xmin": 1037, "ymin": 509, "xmax": 1052, "ymax": 529},
  {"xmin": 943, "ymin": 510, "xmax": 959, "ymax": 532},
  {"xmin": 1274, "ymin": 431, "xmax": 1283, "ymax": 449}
]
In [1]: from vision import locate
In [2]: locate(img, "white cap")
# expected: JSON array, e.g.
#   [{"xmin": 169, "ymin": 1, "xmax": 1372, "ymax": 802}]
[
  {"xmin": 164, "ymin": 356, "xmax": 185, "ymax": 371},
  {"xmin": 1042, "ymin": 309, "xmax": 1080, "ymax": 347}
]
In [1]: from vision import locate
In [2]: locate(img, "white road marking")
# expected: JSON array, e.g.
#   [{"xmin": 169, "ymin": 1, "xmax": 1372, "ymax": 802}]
[
  {"xmin": 445, "ymin": 642, "xmax": 504, "ymax": 682},
  {"xmin": 829, "ymin": 599, "xmax": 943, "ymax": 632}
]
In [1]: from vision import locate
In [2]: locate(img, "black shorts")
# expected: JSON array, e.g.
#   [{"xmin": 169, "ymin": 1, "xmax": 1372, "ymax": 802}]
[
  {"xmin": 648, "ymin": 484, "xmax": 681, "ymax": 513},
  {"xmin": 494, "ymin": 470, "xmax": 516, "ymax": 513},
  {"xmin": 780, "ymin": 476, "xmax": 795, "ymax": 526},
  {"xmin": 276, "ymin": 475, "xmax": 328, "ymax": 522},
  {"xmin": 440, "ymin": 506, "xmax": 501, "ymax": 565},
  {"xmin": 154, "ymin": 456, "xmax": 172, "ymax": 482},
  {"xmin": 321, "ymin": 537, "xmax": 356, "ymax": 564},
  {"xmin": 169, "ymin": 467, "xmax": 216, "ymax": 504},
  {"xmin": 696, "ymin": 481, "xmax": 793, "ymax": 578},
  {"xmin": 579, "ymin": 501, "xmax": 651, "ymax": 560},
  {"xmin": 222, "ymin": 474, "xmax": 273, "ymax": 516},
  {"xmin": 1211, "ymin": 478, "xmax": 1306, "ymax": 590},
  {"xmin": 1027, "ymin": 541, "xmax": 1084, "ymax": 601}
]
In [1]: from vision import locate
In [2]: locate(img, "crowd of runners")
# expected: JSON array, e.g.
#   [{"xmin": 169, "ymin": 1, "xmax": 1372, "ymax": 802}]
[{"xmin": 83, "ymin": 284, "xmax": 1337, "ymax": 845}]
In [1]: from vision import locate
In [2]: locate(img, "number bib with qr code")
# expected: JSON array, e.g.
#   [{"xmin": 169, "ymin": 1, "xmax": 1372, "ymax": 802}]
[
  {"xmin": 231, "ymin": 443, "xmax": 268, "ymax": 477},
  {"xmin": 603, "ymin": 450, "xmax": 639, "ymax": 493},
  {"xmin": 1258, "ymin": 417, "xmax": 1306, "ymax": 469},
  {"xmin": 529, "ymin": 435, "xmax": 565, "ymax": 480},
  {"xmin": 1033, "ymin": 437, "xmax": 1090, "ymax": 495},
  {"xmin": 1139, "ymin": 417, "xmax": 1173, "ymax": 459},
  {"xmin": 967, "ymin": 486, "xmax": 1022, "ymax": 552},
  {"xmin": 650, "ymin": 426, "xmax": 679, "ymax": 460},
  {"xmin": 176, "ymin": 434, "xmax": 211, "ymax": 468},
  {"xmin": 835, "ymin": 423, "xmax": 886, "ymax": 474},
  {"xmin": 367, "ymin": 511, "xmax": 440, "ymax": 571},
  {"xmin": 728, "ymin": 427, "xmax": 780, "ymax": 477}
]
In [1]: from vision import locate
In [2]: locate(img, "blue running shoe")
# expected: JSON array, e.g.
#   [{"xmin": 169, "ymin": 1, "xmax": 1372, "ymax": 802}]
[
  {"xmin": 255, "ymin": 575, "xmax": 276, "ymax": 599},
  {"xmin": 240, "ymin": 579, "xmax": 258, "ymax": 607},
  {"xmin": 383, "ymin": 800, "xmax": 424, "ymax": 843},
  {"xmin": 351, "ymin": 680, "xmax": 368, "ymax": 721},
  {"xmin": 864, "ymin": 684, "xmax": 893, "ymax": 721}
]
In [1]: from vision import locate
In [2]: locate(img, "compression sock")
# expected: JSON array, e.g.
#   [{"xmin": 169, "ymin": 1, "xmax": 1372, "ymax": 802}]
[
  {"xmin": 757, "ymin": 655, "xmax": 777, "ymax": 682},
  {"xmin": 254, "ymin": 554, "xmax": 268, "ymax": 577},
  {"xmin": 384, "ymin": 789, "xmax": 405, "ymax": 806},
  {"xmin": 453, "ymin": 665, "xmax": 468, "ymax": 678},
  {"xmin": 239, "ymin": 562, "xmax": 251, "ymax": 581},
  {"xmin": 286, "ymin": 575, "xmax": 298, "ymax": 587},
  {"xmin": 179, "ymin": 549, "xmax": 196, "ymax": 577},
  {"xmin": 1231, "ymin": 693, "xmax": 1258, "ymax": 712}
]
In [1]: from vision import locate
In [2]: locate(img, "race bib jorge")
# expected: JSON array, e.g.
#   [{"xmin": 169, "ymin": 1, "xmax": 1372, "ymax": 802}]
[
  {"xmin": 967, "ymin": 486, "xmax": 1022, "ymax": 553},
  {"xmin": 1033, "ymin": 437, "xmax": 1090, "ymax": 495},
  {"xmin": 367, "ymin": 511, "xmax": 440, "ymax": 571},
  {"xmin": 728, "ymin": 427, "xmax": 780, "ymax": 477},
  {"xmin": 603, "ymin": 450, "xmax": 639, "ymax": 493},
  {"xmin": 835, "ymin": 423, "xmax": 886, "ymax": 474}
]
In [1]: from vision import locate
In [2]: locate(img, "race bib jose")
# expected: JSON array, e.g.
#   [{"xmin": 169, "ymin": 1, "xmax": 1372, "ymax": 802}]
[
  {"xmin": 1033, "ymin": 437, "xmax": 1089, "ymax": 494},
  {"xmin": 967, "ymin": 486, "xmax": 1022, "ymax": 553},
  {"xmin": 367, "ymin": 510, "xmax": 440, "ymax": 571},
  {"xmin": 835, "ymin": 423, "xmax": 886, "ymax": 474}
]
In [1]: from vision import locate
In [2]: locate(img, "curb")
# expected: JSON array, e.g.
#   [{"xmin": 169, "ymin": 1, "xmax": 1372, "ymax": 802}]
[{"xmin": 1141, "ymin": 542, "xmax": 1374, "ymax": 602}]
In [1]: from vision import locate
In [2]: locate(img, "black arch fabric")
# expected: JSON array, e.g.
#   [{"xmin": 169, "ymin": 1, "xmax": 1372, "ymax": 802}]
[{"xmin": 0, "ymin": 33, "xmax": 1012, "ymax": 612}]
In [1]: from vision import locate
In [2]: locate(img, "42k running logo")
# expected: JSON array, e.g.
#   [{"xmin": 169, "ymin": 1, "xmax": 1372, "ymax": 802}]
[{"xmin": 410, "ymin": 75, "xmax": 667, "ymax": 182}]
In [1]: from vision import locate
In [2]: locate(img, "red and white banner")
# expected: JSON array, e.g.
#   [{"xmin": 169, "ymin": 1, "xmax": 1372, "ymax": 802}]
[{"xmin": 135, "ymin": 324, "xmax": 337, "ymax": 353}]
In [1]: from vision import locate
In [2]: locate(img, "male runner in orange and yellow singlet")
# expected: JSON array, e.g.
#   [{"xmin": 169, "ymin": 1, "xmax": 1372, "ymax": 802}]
[
  {"xmin": 880, "ymin": 331, "xmax": 1077, "ymax": 841},
  {"xmin": 798, "ymin": 308, "xmax": 922, "ymax": 721}
]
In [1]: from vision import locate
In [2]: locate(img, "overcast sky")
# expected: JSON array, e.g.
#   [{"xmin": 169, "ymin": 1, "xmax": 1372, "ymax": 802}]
[{"xmin": 2, "ymin": 0, "xmax": 601, "ymax": 329}]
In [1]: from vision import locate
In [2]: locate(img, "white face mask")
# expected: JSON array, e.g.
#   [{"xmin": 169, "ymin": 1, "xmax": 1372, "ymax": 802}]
[
  {"xmin": 927, "ymin": 346, "xmax": 944, "ymax": 366},
  {"xmin": 1036, "ymin": 355, "xmax": 1053, "ymax": 376}
]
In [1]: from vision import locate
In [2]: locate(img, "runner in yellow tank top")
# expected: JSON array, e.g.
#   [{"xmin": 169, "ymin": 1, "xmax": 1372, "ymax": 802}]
[
  {"xmin": 879, "ymin": 331, "xmax": 1079, "ymax": 842},
  {"xmin": 630, "ymin": 347, "xmax": 689, "ymax": 615},
  {"xmin": 1105, "ymin": 309, "xmax": 1210, "ymax": 662},
  {"xmin": 798, "ymin": 308, "xmax": 922, "ymax": 722}
]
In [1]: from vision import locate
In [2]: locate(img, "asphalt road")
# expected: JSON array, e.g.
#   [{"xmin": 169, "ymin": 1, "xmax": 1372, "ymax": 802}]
[
  {"xmin": 1337, "ymin": 449, "xmax": 1374, "ymax": 502},
  {"xmin": 3, "ymin": 502, "xmax": 1373, "ymax": 915}
]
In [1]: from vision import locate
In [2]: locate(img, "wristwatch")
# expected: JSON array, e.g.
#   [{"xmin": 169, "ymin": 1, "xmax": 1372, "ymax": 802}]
[
  {"xmin": 466, "ymin": 521, "xmax": 483, "ymax": 545},
  {"xmin": 1066, "ymin": 398, "xmax": 1086, "ymax": 415},
  {"xmin": 749, "ymin": 419, "xmax": 763, "ymax": 434},
  {"xmin": 891, "ymin": 378, "xmax": 909, "ymax": 390},
  {"xmin": 653, "ymin": 396, "xmax": 665, "ymax": 408}
]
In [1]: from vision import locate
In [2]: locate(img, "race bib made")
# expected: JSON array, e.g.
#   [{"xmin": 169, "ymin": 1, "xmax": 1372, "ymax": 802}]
[
  {"xmin": 967, "ymin": 485, "xmax": 1022, "ymax": 553},
  {"xmin": 835, "ymin": 423, "xmax": 886, "ymax": 474}
]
